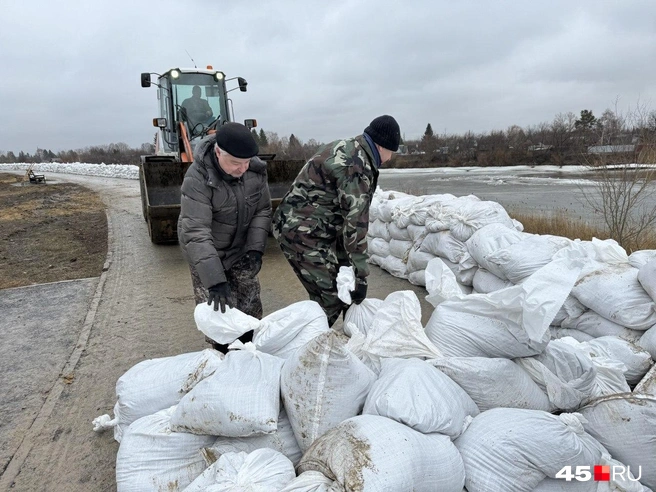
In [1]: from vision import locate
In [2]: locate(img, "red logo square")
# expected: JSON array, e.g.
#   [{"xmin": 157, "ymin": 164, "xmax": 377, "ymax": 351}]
[{"xmin": 594, "ymin": 465, "xmax": 610, "ymax": 481}]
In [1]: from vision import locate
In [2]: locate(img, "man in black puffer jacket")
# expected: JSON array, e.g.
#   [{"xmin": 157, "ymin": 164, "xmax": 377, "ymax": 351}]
[{"xmin": 178, "ymin": 123, "xmax": 271, "ymax": 350}]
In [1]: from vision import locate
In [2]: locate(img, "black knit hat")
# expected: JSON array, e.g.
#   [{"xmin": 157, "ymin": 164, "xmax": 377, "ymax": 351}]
[
  {"xmin": 364, "ymin": 115, "xmax": 400, "ymax": 152},
  {"xmin": 215, "ymin": 122, "xmax": 259, "ymax": 158}
]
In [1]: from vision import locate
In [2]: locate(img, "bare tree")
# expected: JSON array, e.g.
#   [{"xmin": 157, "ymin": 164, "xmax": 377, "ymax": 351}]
[{"xmin": 580, "ymin": 103, "xmax": 656, "ymax": 251}]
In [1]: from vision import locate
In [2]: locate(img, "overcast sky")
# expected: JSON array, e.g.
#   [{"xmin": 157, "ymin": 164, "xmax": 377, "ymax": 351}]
[{"xmin": 1, "ymin": 0, "xmax": 655, "ymax": 153}]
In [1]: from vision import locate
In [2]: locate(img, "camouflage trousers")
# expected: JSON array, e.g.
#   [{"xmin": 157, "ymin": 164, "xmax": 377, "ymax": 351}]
[
  {"xmin": 276, "ymin": 234, "xmax": 350, "ymax": 327},
  {"xmin": 189, "ymin": 254, "xmax": 262, "ymax": 350}
]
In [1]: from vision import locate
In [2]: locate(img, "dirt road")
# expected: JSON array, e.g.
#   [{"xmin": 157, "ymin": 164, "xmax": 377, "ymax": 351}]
[{"xmin": 0, "ymin": 172, "xmax": 429, "ymax": 491}]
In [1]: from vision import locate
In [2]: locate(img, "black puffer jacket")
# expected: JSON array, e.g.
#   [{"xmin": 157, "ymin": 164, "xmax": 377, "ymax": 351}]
[{"xmin": 178, "ymin": 135, "xmax": 271, "ymax": 288}]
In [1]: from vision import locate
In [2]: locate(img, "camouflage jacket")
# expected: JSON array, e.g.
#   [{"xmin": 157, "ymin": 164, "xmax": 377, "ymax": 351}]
[
  {"xmin": 273, "ymin": 135, "xmax": 379, "ymax": 284},
  {"xmin": 178, "ymin": 135, "xmax": 271, "ymax": 288}
]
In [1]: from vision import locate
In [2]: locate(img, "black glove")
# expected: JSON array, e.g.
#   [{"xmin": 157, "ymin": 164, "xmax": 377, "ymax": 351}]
[
  {"xmin": 208, "ymin": 282, "xmax": 232, "ymax": 313},
  {"xmin": 248, "ymin": 251, "xmax": 263, "ymax": 278},
  {"xmin": 351, "ymin": 282, "xmax": 367, "ymax": 305}
]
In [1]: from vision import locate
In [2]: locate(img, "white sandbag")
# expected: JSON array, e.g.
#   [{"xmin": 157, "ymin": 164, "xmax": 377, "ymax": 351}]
[
  {"xmin": 638, "ymin": 258, "xmax": 656, "ymax": 302},
  {"xmin": 298, "ymin": 415, "xmax": 465, "ymax": 492},
  {"xmin": 450, "ymin": 200, "xmax": 516, "ymax": 242},
  {"xmin": 466, "ymin": 223, "xmax": 526, "ymax": 279},
  {"xmin": 486, "ymin": 234, "xmax": 572, "ymax": 284},
  {"xmin": 363, "ymin": 358, "xmax": 478, "ymax": 437},
  {"xmin": 368, "ymin": 219, "xmax": 391, "ymax": 242},
  {"xmin": 562, "ymin": 310, "xmax": 643, "ymax": 341},
  {"xmin": 438, "ymin": 256, "xmax": 477, "ymax": 287},
  {"xmin": 425, "ymin": 257, "xmax": 469, "ymax": 307},
  {"xmin": 184, "ymin": 449, "xmax": 295, "ymax": 492},
  {"xmin": 639, "ymin": 325, "xmax": 656, "ymax": 359},
  {"xmin": 572, "ymin": 263, "xmax": 656, "ymax": 330},
  {"xmin": 406, "ymin": 224, "xmax": 427, "ymax": 242},
  {"xmin": 367, "ymin": 237, "xmax": 390, "ymax": 258},
  {"xmin": 194, "ymin": 303, "xmax": 261, "ymax": 344},
  {"xmin": 116, "ymin": 406, "xmax": 215, "ymax": 492},
  {"xmin": 406, "ymin": 247, "xmax": 436, "ymax": 273},
  {"xmin": 203, "ymin": 408, "xmax": 303, "ymax": 466},
  {"xmin": 472, "ymin": 268, "xmax": 513, "ymax": 293},
  {"xmin": 522, "ymin": 337, "xmax": 631, "ymax": 409},
  {"xmin": 367, "ymin": 253, "xmax": 385, "ymax": 267},
  {"xmin": 426, "ymin": 256, "xmax": 581, "ymax": 358},
  {"xmin": 343, "ymin": 298, "xmax": 383, "ymax": 337},
  {"xmin": 380, "ymin": 255, "xmax": 408, "ymax": 278},
  {"xmin": 378, "ymin": 195, "xmax": 417, "ymax": 223},
  {"xmin": 96, "ymin": 349, "xmax": 223, "ymax": 442},
  {"xmin": 455, "ymin": 409, "xmax": 607, "ymax": 492},
  {"xmin": 578, "ymin": 336, "xmax": 653, "ymax": 386},
  {"xmin": 550, "ymin": 327, "xmax": 595, "ymax": 342},
  {"xmin": 336, "ymin": 266, "xmax": 355, "ymax": 304},
  {"xmin": 629, "ymin": 249, "xmax": 656, "ymax": 269},
  {"xmin": 359, "ymin": 291, "xmax": 442, "ymax": 371},
  {"xmin": 635, "ymin": 364, "xmax": 656, "ymax": 394},
  {"xmin": 581, "ymin": 394, "xmax": 656, "ymax": 489},
  {"xmin": 552, "ymin": 296, "xmax": 587, "ymax": 327},
  {"xmin": 281, "ymin": 331, "xmax": 376, "ymax": 452},
  {"xmin": 428, "ymin": 357, "xmax": 553, "ymax": 412},
  {"xmin": 254, "ymin": 301, "xmax": 330, "ymax": 359},
  {"xmin": 387, "ymin": 221, "xmax": 412, "ymax": 240},
  {"xmin": 280, "ymin": 472, "xmax": 340, "ymax": 492},
  {"xmin": 407, "ymin": 270, "xmax": 426, "ymax": 286},
  {"xmin": 419, "ymin": 231, "xmax": 468, "ymax": 263},
  {"xmin": 388, "ymin": 238, "xmax": 413, "ymax": 259},
  {"xmin": 171, "ymin": 343, "xmax": 284, "ymax": 437}
]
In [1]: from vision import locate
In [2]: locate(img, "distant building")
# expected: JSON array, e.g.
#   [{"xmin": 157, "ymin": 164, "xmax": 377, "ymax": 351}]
[
  {"xmin": 528, "ymin": 143, "xmax": 554, "ymax": 152},
  {"xmin": 588, "ymin": 144, "xmax": 636, "ymax": 154}
]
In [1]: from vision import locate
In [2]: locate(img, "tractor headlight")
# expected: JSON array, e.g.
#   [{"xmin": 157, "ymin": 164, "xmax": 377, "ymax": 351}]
[
  {"xmin": 171, "ymin": 70, "xmax": 180, "ymax": 79},
  {"xmin": 215, "ymin": 72, "xmax": 224, "ymax": 81}
]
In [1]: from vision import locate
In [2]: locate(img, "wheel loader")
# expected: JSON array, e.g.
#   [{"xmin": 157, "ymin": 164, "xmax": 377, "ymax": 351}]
[{"xmin": 139, "ymin": 66, "xmax": 304, "ymax": 244}]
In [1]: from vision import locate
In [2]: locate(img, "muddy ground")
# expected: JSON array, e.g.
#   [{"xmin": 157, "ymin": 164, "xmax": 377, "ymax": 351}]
[{"xmin": 0, "ymin": 173, "xmax": 107, "ymax": 289}]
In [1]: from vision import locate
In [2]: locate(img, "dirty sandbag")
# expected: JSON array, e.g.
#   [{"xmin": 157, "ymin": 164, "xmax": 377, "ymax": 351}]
[
  {"xmin": 183, "ymin": 449, "xmax": 295, "ymax": 492},
  {"xmin": 367, "ymin": 237, "xmax": 390, "ymax": 258},
  {"xmin": 407, "ymin": 270, "xmax": 426, "ymax": 287},
  {"xmin": 387, "ymin": 221, "xmax": 412, "ymax": 241},
  {"xmin": 203, "ymin": 407, "xmax": 302, "ymax": 466},
  {"xmin": 638, "ymin": 258, "xmax": 656, "ymax": 302},
  {"xmin": 455, "ymin": 409, "xmax": 607, "ymax": 492},
  {"xmin": 406, "ymin": 247, "xmax": 436, "ymax": 274},
  {"xmin": 517, "ymin": 338, "xmax": 630, "ymax": 411},
  {"xmin": 428, "ymin": 357, "xmax": 553, "ymax": 412},
  {"xmin": 171, "ymin": 342, "xmax": 284, "ymax": 437},
  {"xmin": 572, "ymin": 262, "xmax": 656, "ymax": 331},
  {"xmin": 93, "ymin": 349, "xmax": 223, "ymax": 442},
  {"xmin": 281, "ymin": 331, "xmax": 376, "ymax": 453},
  {"xmin": 368, "ymin": 219, "xmax": 391, "ymax": 241},
  {"xmin": 379, "ymin": 255, "xmax": 408, "ymax": 278},
  {"xmin": 254, "ymin": 300, "xmax": 330, "ymax": 359},
  {"xmin": 465, "ymin": 223, "xmax": 526, "ymax": 280},
  {"xmin": 449, "ymin": 199, "xmax": 516, "ymax": 242},
  {"xmin": 577, "ymin": 336, "xmax": 653, "ymax": 386},
  {"xmin": 425, "ymin": 255, "xmax": 582, "ymax": 358},
  {"xmin": 419, "ymin": 230, "xmax": 468, "ymax": 264},
  {"xmin": 343, "ymin": 298, "xmax": 383, "ymax": 337},
  {"xmin": 363, "ymin": 358, "xmax": 479, "ymax": 438},
  {"xmin": 298, "ymin": 415, "xmax": 465, "ymax": 492},
  {"xmin": 280, "ymin": 471, "xmax": 343, "ymax": 492},
  {"xmin": 485, "ymin": 234, "xmax": 572, "ymax": 284},
  {"xmin": 194, "ymin": 303, "xmax": 261, "ymax": 344},
  {"xmin": 116, "ymin": 406, "xmax": 215, "ymax": 492},
  {"xmin": 359, "ymin": 291, "xmax": 442, "ymax": 372},
  {"xmin": 561, "ymin": 310, "xmax": 643, "ymax": 341},
  {"xmin": 580, "ymin": 394, "xmax": 656, "ymax": 489}
]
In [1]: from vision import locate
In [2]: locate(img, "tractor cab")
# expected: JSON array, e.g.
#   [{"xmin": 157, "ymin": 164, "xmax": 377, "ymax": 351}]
[{"xmin": 141, "ymin": 67, "xmax": 249, "ymax": 160}]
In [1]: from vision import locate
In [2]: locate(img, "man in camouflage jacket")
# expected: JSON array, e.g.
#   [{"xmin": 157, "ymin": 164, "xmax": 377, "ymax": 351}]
[
  {"xmin": 178, "ymin": 123, "xmax": 271, "ymax": 349},
  {"xmin": 273, "ymin": 115, "xmax": 400, "ymax": 326}
]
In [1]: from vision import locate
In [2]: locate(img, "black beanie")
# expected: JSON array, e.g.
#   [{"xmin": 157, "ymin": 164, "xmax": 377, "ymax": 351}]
[
  {"xmin": 215, "ymin": 122, "xmax": 259, "ymax": 158},
  {"xmin": 364, "ymin": 115, "xmax": 400, "ymax": 152}
]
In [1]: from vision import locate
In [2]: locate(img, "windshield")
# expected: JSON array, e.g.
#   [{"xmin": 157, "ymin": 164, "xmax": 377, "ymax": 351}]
[{"xmin": 171, "ymin": 73, "xmax": 227, "ymax": 138}]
